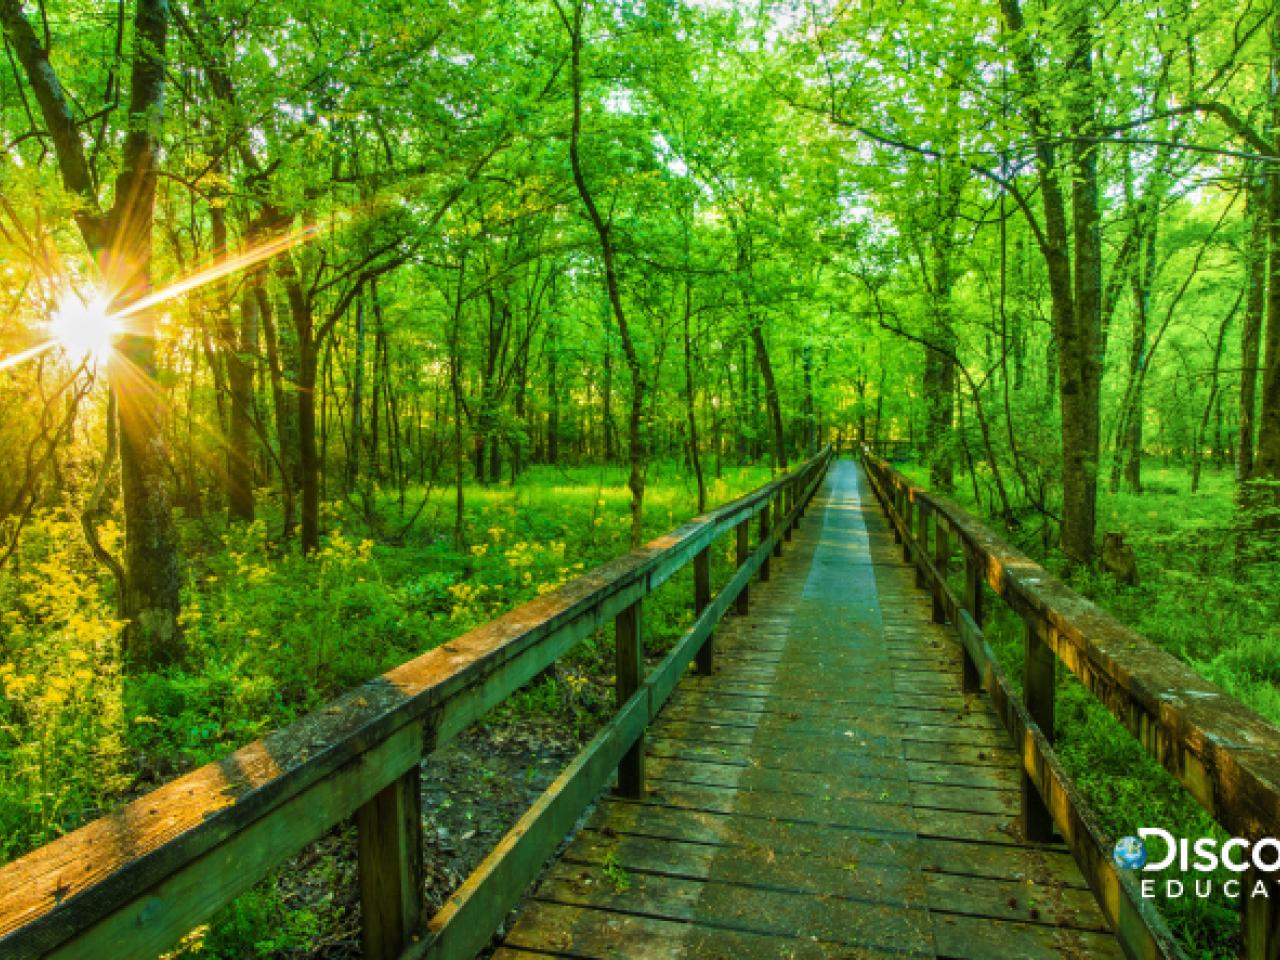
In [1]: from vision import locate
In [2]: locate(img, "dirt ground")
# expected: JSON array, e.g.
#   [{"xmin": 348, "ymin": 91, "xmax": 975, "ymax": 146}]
[{"xmin": 264, "ymin": 673, "xmax": 609, "ymax": 958}]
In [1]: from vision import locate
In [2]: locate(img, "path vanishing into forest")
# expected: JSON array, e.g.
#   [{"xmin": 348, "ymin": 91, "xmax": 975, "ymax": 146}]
[
  {"xmin": 8, "ymin": 452, "xmax": 1277, "ymax": 960},
  {"xmin": 497, "ymin": 462, "xmax": 1121, "ymax": 959}
]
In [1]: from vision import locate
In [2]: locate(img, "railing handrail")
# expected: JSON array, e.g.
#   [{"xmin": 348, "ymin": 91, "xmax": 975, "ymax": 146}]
[
  {"xmin": 0, "ymin": 447, "xmax": 832, "ymax": 960},
  {"xmin": 861, "ymin": 448, "xmax": 1280, "ymax": 960}
]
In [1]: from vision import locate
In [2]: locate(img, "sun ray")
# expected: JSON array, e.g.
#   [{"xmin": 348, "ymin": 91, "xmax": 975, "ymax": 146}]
[
  {"xmin": 0, "ymin": 340, "xmax": 56, "ymax": 372},
  {"xmin": 0, "ymin": 220, "xmax": 327, "ymax": 375},
  {"xmin": 109, "ymin": 223, "xmax": 323, "ymax": 324}
]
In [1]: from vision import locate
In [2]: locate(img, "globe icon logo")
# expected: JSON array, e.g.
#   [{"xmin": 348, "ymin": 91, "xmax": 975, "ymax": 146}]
[{"xmin": 1113, "ymin": 836, "xmax": 1147, "ymax": 869}]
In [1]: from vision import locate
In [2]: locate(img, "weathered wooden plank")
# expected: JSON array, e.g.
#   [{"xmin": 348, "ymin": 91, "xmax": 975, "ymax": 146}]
[
  {"xmin": 0, "ymin": 451, "xmax": 835, "ymax": 958},
  {"xmin": 531, "ymin": 866, "xmax": 934, "ymax": 953},
  {"xmin": 924, "ymin": 871, "xmax": 1111, "ymax": 932},
  {"xmin": 46, "ymin": 724, "xmax": 423, "ymax": 960},
  {"xmin": 646, "ymin": 756, "xmax": 913, "ymax": 803},
  {"xmin": 559, "ymin": 828, "xmax": 926, "ymax": 904},
  {"xmin": 905, "ymin": 739, "xmax": 1016, "ymax": 767},
  {"xmin": 637, "ymin": 780, "xmax": 920, "ymax": 836},
  {"xmin": 504, "ymin": 899, "xmax": 915, "ymax": 959},
  {"xmin": 918, "ymin": 837, "xmax": 1089, "ymax": 890},
  {"xmin": 931, "ymin": 913, "xmax": 1126, "ymax": 960},
  {"xmin": 866, "ymin": 454, "xmax": 1280, "ymax": 856}
]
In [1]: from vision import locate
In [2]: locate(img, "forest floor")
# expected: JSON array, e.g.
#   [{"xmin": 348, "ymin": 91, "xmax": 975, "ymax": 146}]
[
  {"xmin": 898, "ymin": 457, "xmax": 1279, "ymax": 958},
  {"xmin": 0, "ymin": 460, "xmax": 769, "ymax": 958}
]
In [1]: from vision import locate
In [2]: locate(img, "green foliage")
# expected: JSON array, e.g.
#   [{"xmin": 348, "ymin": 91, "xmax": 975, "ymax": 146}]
[
  {"xmin": 0, "ymin": 511, "xmax": 127, "ymax": 860},
  {"xmin": 0, "ymin": 464, "xmax": 767, "ymax": 865},
  {"xmin": 916, "ymin": 458, "xmax": 1277, "ymax": 957}
]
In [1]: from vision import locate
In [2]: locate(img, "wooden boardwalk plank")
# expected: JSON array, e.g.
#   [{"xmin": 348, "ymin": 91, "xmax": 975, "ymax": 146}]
[{"xmin": 497, "ymin": 461, "xmax": 1118, "ymax": 958}]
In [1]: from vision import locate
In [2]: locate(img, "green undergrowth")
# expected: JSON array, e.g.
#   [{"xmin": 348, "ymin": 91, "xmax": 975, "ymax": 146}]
[
  {"xmin": 0, "ymin": 461, "xmax": 770, "ymax": 868},
  {"xmin": 899, "ymin": 459, "xmax": 1279, "ymax": 958}
]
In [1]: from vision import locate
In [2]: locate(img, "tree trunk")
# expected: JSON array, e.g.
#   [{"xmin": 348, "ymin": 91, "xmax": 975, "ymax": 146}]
[
  {"xmin": 681, "ymin": 282, "xmax": 707, "ymax": 512},
  {"xmin": 1239, "ymin": 168, "xmax": 1267, "ymax": 481},
  {"xmin": 256, "ymin": 282, "xmax": 296, "ymax": 538},
  {"xmin": 547, "ymin": 318, "xmax": 561, "ymax": 465},
  {"xmin": 749, "ymin": 325, "xmax": 787, "ymax": 471},
  {"xmin": 1193, "ymin": 296, "xmax": 1239, "ymax": 493},
  {"xmin": 1252, "ymin": 66, "xmax": 1280, "ymax": 482},
  {"xmin": 2, "ymin": 0, "xmax": 182, "ymax": 664},
  {"xmin": 1001, "ymin": 0, "xmax": 1101, "ymax": 564},
  {"xmin": 563, "ymin": 0, "xmax": 646, "ymax": 545},
  {"xmin": 348, "ymin": 295, "xmax": 366, "ymax": 489}
]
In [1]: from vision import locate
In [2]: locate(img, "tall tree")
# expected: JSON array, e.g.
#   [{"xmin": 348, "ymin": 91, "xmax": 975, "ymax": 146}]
[{"xmin": 2, "ymin": 0, "xmax": 182, "ymax": 662}]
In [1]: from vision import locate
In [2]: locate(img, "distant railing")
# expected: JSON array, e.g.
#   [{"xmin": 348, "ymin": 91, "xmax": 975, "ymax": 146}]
[
  {"xmin": 859, "ymin": 437, "xmax": 915, "ymax": 461},
  {"xmin": 0, "ymin": 448, "xmax": 833, "ymax": 960},
  {"xmin": 862, "ymin": 448, "xmax": 1280, "ymax": 960}
]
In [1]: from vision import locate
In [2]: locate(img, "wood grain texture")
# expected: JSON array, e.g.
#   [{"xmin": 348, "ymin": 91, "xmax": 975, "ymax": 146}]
[
  {"xmin": 499, "ymin": 461, "xmax": 1121, "ymax": 959},
  {"xmin": 0, "ymin": 453, "xmax": 833, "ymax": 959},
  {"xmin": 865, "ymin": 453, "xmax": 1280, "ymax": 847}
]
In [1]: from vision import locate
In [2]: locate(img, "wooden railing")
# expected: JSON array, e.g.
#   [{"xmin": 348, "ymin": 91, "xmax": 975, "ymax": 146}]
[
  {"xmin": 0, "ymin": 448, "xmax": 833, "ymax": 960},
  {"xmin": 860, "ymin": 437, "xmax": 915, "ymax": 461},
  {"xmin": 862, "ymin": 449, "xmax": 1280, "ymax": 960}
]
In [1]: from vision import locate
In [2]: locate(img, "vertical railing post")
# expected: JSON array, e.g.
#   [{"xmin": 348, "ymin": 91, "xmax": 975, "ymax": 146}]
[
  {"xmin": 735, "ymin": 519, "xmax": 750, "ymax": 613},
  {"xmin": 759, "ymin": 502, "xmax": 772, "ymax": 580},
  {"xmin": 915, "ymin": 500, "xmax": 929, "ymax": 588},
  {"xmin": 694, "ymin": 547, "xmax": 713, "ymax": 675},
  {"xmin": 772, "ymin": 489, "xmax": 784, "ymax": 558},
  {"xmin": 1243, "ymin": 872, "xmax": 1280, "ymax": 959},
  {"xmin": 902, "ymin": 493, "xmax": 913, "ymax": 563},
  {"xmin": 962, "ymin": 548, "xmax": 983, "ymax": 693},
  {"xmin": 357, "ymin": 767, "xmax": 424, "ymax": 960},
  {"xmin": 778, "ymin": 481, "xmax": 788, "ymax": 542},
  {"xmin": 892, "ymin": 486, "xmax": 903, "ymax": 544},
  {"xmin": 615, "ymin": 599, "xmax": 644, "ymax": 798},
  {"xmin": 932, "ymin": 521, "xmax": 949, "ymax": 625},
  {"xmin": 1022, "ymin": 619, "xmax": 1056, "ymax": 841}
]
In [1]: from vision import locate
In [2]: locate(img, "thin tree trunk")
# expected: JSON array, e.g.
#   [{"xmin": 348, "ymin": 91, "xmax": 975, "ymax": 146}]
[
  {"xmin": 1239, "ymin": 168, "xmax": 1267, "ymax": 481},
  {"xmin": 562, "ymin": 0, "xmax": 647, "ymax": 545},
  {"xmin": 1193, "ymin": 294, "xmax": 1240, "ymax": 493},
  {"xmin": 681, "ymin": 281, "xmax": 707, "ymax": 511}
]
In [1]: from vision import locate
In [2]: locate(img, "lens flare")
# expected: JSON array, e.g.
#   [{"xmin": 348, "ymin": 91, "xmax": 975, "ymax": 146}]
[
  {"xmin": 49, "ymin": 290, "xmax": 117, "ymax": 365},
  {"xmin": 1, "ymin": 220, "xmax": 327, "ymax": 376}
]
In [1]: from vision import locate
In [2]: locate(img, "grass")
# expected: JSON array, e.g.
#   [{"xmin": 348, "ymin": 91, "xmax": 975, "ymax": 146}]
[
  {"xmin": 0, "ymin": 461, "xmax": 771, "ymax": 866},
  {"xmin": 897, "ymin": 458, "xmax": 1279, "ymax": 958}
]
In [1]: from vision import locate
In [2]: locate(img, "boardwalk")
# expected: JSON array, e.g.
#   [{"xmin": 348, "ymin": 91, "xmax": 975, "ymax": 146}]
[{"xmin": 497, "ymin": 461, "xmax": 1122, "ymax": 959}]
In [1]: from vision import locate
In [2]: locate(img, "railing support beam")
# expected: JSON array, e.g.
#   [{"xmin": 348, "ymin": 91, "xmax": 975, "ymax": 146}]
[
  {"xmin": 760, "ymin": 504, "xmax": 772, "ymax": 580},
  {"xmin": 615, "ymin": 600, "xmax": 644, "ymax": 798},
  {"xmin": 1022, "ymin": 620, "xmax": 1056, "ymax": 842},
  {"xmin": 962, "ymin": 551, "xmax": 983, "ymax": 693},
  {"xmin": 784, "ymin": 481, "xmax": 795, "ymax": 541},
  {"xmin": 694, "ymin": 548, "xmax": 713, "ymax": 675},
  {"xmin": 902, "ymin": 494, "xmax": 913, "ymax": 564},
  {"xmin": 1243, "ymin": 870, "xmax": 1280, "ymax": 960},
  {"xmin": 357, "ymin": 766, "xmax": 424, "ymax": 960},
  {"xmin": 915, "ymin": 501, "xmax": 929, "ymax": 589},
  {"xmin": 735, "ymin": 520, "xmax": 750, "ymax": 614},
  {"xmin": 932, "ymin": 522, "xmax": 949, "ymax": 624}
]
